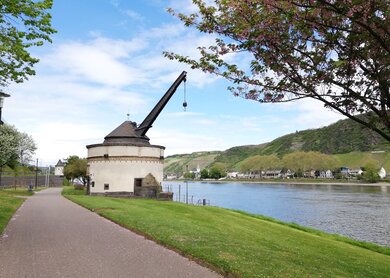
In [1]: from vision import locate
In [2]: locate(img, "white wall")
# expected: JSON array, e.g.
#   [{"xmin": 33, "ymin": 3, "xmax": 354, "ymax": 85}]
[
  {"xmin": 54, "ymin": 166, "xmax": 64, "ymax": 176},
  {"xmin": 87, "ymin": 145, "xmax": 164, "ymax": 193}
]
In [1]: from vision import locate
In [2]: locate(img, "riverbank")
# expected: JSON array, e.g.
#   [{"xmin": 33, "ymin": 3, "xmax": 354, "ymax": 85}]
[
  {"xmin": 166, "ymin": 179, "xmax": 390, "ymax": 186},
  {"xmin": 63, "ymin": 186, "xmax": 390, "ymax": 278}
]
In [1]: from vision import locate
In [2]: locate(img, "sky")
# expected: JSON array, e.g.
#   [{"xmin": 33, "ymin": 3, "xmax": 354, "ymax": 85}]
[{"xmin": 4, "ymin": 0, "xmax": 346, "ymax": 167}]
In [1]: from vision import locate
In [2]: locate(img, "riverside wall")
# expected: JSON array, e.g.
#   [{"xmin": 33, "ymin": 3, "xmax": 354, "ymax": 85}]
[{"xmin": 0, "ymin": 175, "xmax": 64, "ymax": 188}]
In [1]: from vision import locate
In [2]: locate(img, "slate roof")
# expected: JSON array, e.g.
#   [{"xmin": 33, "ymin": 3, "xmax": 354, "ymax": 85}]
[
  {"xmin": 103, "ymin": 121, "xmax": 150, "ymax": 145},
  {"xmin": 55, "ymin": 160, "xmax": 65, "ymax": 167}
]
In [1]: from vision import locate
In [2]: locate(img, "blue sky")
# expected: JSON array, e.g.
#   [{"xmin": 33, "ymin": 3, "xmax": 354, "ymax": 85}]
[{"xmin": 4, "ymin": 0, "xmax": 345, "ymax": 166}]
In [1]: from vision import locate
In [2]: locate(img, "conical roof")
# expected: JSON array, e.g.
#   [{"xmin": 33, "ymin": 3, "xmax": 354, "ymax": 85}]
[{"xmin": 103, "ymin": 121, "xmax": 150, "ymax": 145}]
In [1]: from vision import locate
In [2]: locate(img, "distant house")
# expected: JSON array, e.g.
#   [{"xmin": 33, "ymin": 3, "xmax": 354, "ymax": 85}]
[
  {"xmin": 349, "ymin": 168, "xmax": 363, "ymax": 177},
  {"xmin": 264, "ymin": 170, "xmax": 282, "ymax": 179},
  {"xmin": 165, "ymin": 174, "xmax": 178, "ymax": 180},
  {"xmin": 378, "ymin": 167, "xmax": 386, "ymax": 179},
  {"xmin": 237, "ymin": 171, "xmax": 261, "ymax": 179},
  {"xmin": 54, "ymin": 160, "xmax": 65, "ymax": 176},
  {"xmin": 281, "ymin": 169, "xmax": 294, "ymax": 179},
  {"xmin": 304, "ymin": 170, "xmax": 316, "ymax": 178},
  {"xmin": 340, "ymin": 167, "xmax": 350, "ymax": 177},
  {"xmin": 227, "ymin": 171, "xmax": 239, "ymax": 179},
  {"xmin": 319, "ymin": 170, "xmax": 334, "ymax": 179}
]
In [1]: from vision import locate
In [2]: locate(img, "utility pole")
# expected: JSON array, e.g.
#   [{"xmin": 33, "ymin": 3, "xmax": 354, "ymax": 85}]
[
  {"xmin": 185, "ymin": 164, "xmax": 189, "ymax": 204},
  {"xmin": 35, "ymin": 158, "xmax": 38, "ymax": 189}
]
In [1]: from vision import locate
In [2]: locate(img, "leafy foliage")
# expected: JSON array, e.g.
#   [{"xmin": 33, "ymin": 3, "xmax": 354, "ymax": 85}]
[
  {"xmin": 0, "ymin": 124, "xmax": 19, "ymax": 167},
  {"xmin": 240, "ymin": 155, "xmax": 281, "ymax": 173},
  {"xmin": 0, "ymin": 0, "xmax": 56, "ymax": 86},
  {"xmin": 362, "ymin": 162, "xmax": 380, "ymax": 183},
  {"xmin": 63, "ymin": 155, "xmax": 88, "ymax": 185},
  {"xmin": 165, "ymin": 0, "xmax": 390, "ymax": 142},
  {"xmin": 200, "ymin": 168, "xmax": 209, "ymax": 179},
  {"xmin": 282, "ymin": 151, "xmax": 340, "ymax": 172},
  {"xmin": 183, "ymin": 171, "xmax": 195, "ymax": 179},
  {"xmin": 0, "ymin": 124, "xmax": 36, "ymax": 167},
  {"xmin": 208, "ymin": 162, "xmax": 227, "ymax": 179}
]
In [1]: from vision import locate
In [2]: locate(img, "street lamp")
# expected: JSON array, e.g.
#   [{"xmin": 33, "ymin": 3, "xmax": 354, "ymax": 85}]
[{"xmin": 0, "ymin": 91, "xmax": 11, "ymax": 125}]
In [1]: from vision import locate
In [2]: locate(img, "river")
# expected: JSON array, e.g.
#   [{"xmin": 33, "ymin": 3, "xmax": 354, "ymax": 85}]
[{"xmin": 162, "ymin": 181, "xmax": 390, "ymax": 247}]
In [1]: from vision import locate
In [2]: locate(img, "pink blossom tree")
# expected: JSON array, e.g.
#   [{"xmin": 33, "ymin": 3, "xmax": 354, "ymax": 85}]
[{"xmin": 164, "ymin": 0, "xmax": 390, "ymax": 141}]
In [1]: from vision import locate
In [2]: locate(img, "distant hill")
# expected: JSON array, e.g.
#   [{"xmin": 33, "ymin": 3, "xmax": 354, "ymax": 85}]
[
  {"xmin": 164, "ymin": 151, "xmax": 221, "ymax": 174},
  {"xmin": 164, "ymin": 117, "xmax": 390, "ymax": 173},
  {"xmin": 259, "ymin": 116, "xmax": 388, "ymax": 155}
]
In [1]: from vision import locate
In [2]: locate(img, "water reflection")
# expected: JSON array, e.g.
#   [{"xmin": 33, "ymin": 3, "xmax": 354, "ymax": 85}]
[{"xmin": 163, "ymin": 182, "xmax": 390, "ymax": 247}]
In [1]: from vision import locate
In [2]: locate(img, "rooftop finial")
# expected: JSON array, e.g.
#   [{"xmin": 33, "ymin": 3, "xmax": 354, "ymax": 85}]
[{"xmin": 126, "ymin": 113, "xmax": 130, "ymax": 121}]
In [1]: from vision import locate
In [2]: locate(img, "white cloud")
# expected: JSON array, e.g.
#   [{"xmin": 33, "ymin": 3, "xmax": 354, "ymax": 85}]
[
  {"xmin": 124, "ymin": 9, "xmax": 145, "ymax": 22},
  {"xmin": 149, "ymin": 128, "xmax": 227, "ymax": 155},
  {"xmin": 5, "ymin": 8, "xmax": 349, "ymax": 167},
  {"xmin": 43, "ymin": 41, "xmax": 144, "ymax": 87},
  {"xmin": 30, "ymin": 122, "xmax": 106, "ymax": 165},
  {"xmin": 281, "ymin": 99, "xmax": 345, "ymax": 129}
]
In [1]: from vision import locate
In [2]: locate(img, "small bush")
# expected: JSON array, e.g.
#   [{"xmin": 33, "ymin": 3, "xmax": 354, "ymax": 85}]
[{"xmin": 63, "ymin": 179, "xmax": 71, "ymax": 187}]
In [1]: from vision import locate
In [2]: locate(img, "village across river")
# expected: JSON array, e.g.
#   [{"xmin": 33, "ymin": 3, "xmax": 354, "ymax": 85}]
[{"xmin": 163, "ymin": 181, "xmax": 390, "ymax": 247}]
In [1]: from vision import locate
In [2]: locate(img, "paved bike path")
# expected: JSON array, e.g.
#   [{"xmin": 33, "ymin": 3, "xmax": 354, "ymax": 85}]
[{"xmin": 0, "ymin": 188, "xmax": 221, "ymax": 278}]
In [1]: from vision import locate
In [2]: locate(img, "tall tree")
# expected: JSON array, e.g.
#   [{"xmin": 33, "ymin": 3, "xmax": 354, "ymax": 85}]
[
  {"xmin": 282, "ymin": 151, "xmax": 339, "ymax": 171},
  {"xmin": 0, "ymin": 124, "xmax": 20, "ymax": 168},
  {"xmin": 165, "ymin": 0, "xmax": 390, "ymax": 141},
  {"xmin": 18, "ymin": 132, "xmax": 37, "ymax": 165},
  {"xmin": 0, "ymin": 0, "xmax": 56, "ymax": 87},
  {"xmin": 240, "ymin": 155, "xmax": 281, "ymax": 177},
  {"xmin": 63, "ymin": 156, "xmax": 88, "ymax": 186}
]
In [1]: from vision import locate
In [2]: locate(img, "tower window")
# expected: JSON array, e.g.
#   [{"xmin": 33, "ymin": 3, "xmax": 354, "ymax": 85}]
[{"xmin": 104, "ymin": 184, "xmax": 109, "ymax": 190}]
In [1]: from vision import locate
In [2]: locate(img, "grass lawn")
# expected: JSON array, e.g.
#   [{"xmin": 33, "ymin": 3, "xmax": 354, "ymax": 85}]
[
  {"xmin": 0, "ymin": 188, "xmax": 35, "ymax": 234},
  {"xmin": 63, "ymin": 187, "xmax": 390, "ymax": 278}
]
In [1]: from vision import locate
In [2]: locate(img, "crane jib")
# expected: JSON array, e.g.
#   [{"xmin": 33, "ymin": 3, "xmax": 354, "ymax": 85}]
[{"xmin": 135, "ymin": 71, "xmax": 187, "ymax": 137}]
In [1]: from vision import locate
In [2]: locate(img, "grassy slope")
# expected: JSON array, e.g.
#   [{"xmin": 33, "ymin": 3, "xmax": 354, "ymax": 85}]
[
  {"xmin": 165, "ymin": 116, "xmax": 390, "ymax": 172},
  {"xmin": 0, "ymin": 188, "xmax": 34, "ymax": 234},
  {"xmin": 63, "ymin": 187, "xmax": 390, "ymax": 278},
  {"xmin": 164, "ymin": 152, "xmax": 221, "ymax": 173},
  {"xmin": 335, "ymin": 151, "xmax": 390, "ymax": 169},
  {"xmin": 166, "ymin": 149, "xmax": 390, "ymax": 173}
]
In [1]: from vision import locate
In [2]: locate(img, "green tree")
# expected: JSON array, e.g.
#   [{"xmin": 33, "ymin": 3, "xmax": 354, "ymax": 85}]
[
  {"xmin": 18, "ymin": 132, "xmax": 37, "ymax": 165},
  {"xmin": 209, "ymin": 166, "xmax": 223, "ymax": 179},
  {"xmin": 0, "ymin": 124, "xmax": 19, "ymax": 168},
  {"xmin": 240, "ymin": 155, "xmax": 281, "ymax": 177},
  {"xmin": 200, "ymin": 169, "xmax": 209, "ymax": 179},
  {"xmin": 63, "ymin": 156, "xmax": 88, "ymax": 186},
  {"xmin": 0, "ymin": 0, "xmax": 56, "ymax": 87},
  {"xmin": 165, "ymin": 1, "xmax": 390, "ymax": 142},
  {"xmin": 362, "ymin": 162, "xmax": 380, "ymax": 183},
  {"xmin": 282, "ymin": 151, "xmax": 339, "ymax": 172},
  {"xmin": 183, "ymin": 171, "xmax": 195, "ymax": 179},
  {"xmin": 0, "ymin": 124, "xmax": 36, "ymax": 168}
]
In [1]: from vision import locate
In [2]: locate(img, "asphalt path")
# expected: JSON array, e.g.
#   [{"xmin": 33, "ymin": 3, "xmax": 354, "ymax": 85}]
[{"xmin": 0, "ymin": 188, "xmax": 221, "ymax": 278}]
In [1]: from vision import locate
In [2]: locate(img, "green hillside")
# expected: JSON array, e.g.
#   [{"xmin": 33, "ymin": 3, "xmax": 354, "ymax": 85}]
[
  {"xmin": 260, "ymin": 117, "xmax": 388, "ymax": 156},
  {"xmin": 164, "ymin": 151, "xmax": 221, "ymax": 174},
  {"xmin": 164, "ymin": 117, "xmax": 390, "ymax": 174}
]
